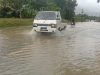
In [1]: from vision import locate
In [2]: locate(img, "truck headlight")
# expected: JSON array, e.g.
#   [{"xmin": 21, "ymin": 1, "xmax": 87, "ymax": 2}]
[
  {"xmin": 52, "ymin": 24, "xmax": 55, "ymax": 27},
  {"xmin": 33, "ymin": 24, "xmax": 37, "ymax": 27},
  {"xmin": 51, "ymin": 24, "xmax": 56, "ymax": 28}
]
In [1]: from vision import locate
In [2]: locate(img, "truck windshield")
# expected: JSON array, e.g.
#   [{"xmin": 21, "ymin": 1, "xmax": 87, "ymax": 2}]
[{"xmin": 35, "ymin": 12, "xmax": 57, "ymax": 20}]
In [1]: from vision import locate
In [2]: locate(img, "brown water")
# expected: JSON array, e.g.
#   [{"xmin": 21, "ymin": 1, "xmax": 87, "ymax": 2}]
[{"xmin": 0, "ymin": 22, "xmax": 100, "ymax": 75}]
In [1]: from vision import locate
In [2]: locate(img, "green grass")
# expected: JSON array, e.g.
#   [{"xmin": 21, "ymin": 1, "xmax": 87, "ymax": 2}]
[{"xmin": 0, "ymin": 18, "xmax": 33, "ymax": 27}]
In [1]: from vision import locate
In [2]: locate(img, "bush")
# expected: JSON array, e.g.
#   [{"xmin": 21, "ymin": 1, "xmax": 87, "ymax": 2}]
[{"xmin": 0, "ymin": 18, "xmax": 33, "ymax": 27}]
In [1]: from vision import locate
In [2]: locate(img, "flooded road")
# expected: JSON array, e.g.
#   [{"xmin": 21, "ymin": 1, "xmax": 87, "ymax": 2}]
[{"xmin": 0, "ymin": 22, "xmax": 100, "ymax": 75}]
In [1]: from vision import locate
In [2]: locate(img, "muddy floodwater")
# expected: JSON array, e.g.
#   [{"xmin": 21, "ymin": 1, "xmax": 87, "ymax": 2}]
[{"xmin": 1, "ymin": 22, "xmax": 100, "ymax": 75}]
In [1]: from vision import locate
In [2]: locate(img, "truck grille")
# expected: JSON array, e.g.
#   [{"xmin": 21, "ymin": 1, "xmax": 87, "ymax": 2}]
[
  {"xmin": 40, "ymin": 27, "xmax": 48, "ymax": 31},
  {"xmin": 37, "ymin": 24, "xmax": 50, "ymax": 26}
]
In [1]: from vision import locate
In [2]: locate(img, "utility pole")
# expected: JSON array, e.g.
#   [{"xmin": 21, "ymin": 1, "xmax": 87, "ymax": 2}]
[
  {"xmin": 19, "ymin": 5, "xmax": 27, "ymax": 19},
  {"xmin": 81, "ymin": 9, "xmax": 84, "ymax": 22}
]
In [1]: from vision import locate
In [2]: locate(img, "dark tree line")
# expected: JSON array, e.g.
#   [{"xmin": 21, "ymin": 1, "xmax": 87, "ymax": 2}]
[{"xmin": 0, "ymin": 0, "xmax": 77, "ymax": 20}]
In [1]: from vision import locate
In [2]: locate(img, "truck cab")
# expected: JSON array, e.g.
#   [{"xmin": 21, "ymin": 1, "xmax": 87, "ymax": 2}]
[{"xmin": 33, "ymin": 11, "xmax": 64, "ymax": 32}]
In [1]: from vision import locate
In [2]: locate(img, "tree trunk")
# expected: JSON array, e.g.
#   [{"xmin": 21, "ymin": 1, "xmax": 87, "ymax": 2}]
[{"xmin": 19, "ymin": 10, "xmax": 22, "ymax": 18}]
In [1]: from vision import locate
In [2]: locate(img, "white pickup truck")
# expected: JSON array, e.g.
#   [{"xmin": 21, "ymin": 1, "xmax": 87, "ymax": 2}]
[{"xmin": 33, "ymin": 11, "xmax": 66, "ymax": 32}]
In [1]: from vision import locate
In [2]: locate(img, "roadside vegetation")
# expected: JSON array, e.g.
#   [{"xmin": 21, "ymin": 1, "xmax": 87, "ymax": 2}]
[
  {"xmin": 0, "ymin": 0, "xmax": 77, "ymax": 20},
  {"xmin": 0, "ymin": 0, "xmax": 77, "ymax": 27},
  {"xmin": 75, "ymin": 9, "xmax": 100, "ymax": 22},
  {"xmin": 0, "ymin": 18, "xmax": 33, "ymax": 27},
  {"xmin": 0, "ymin": 0, "xmax": 99, "ymax": 27},
  {"xmin": 75, "ymin": 14, "xmax": 98, "ymax": 22}
]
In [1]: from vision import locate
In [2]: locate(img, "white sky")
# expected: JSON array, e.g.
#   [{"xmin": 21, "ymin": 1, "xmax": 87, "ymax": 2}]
[{"xmin": 76, "ymin": 0, "xmax": 100, "ymax": 16}]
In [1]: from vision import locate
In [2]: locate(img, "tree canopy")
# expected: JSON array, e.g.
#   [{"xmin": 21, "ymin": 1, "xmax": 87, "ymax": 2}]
[{"xmin": 0, "ymin": 0, "xmax": 77, "ymax": 20}]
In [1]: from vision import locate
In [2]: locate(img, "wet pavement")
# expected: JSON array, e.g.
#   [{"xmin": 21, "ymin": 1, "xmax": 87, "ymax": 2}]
[{"xmin": 0, "ymin": 22, "xmax": 100, "ymax": 75}]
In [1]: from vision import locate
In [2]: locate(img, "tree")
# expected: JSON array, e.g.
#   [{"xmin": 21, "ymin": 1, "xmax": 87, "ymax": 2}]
[
  {"xmin": 53, "ymin": 0, "xmax": 77, "ymax": 20},
  {"xmin": 9, "ymin": 0, "xmax": 29, "ymax": 18},
  {"xmin": 0, "ymin": 0, "xmax": 12, "ymax": 17},
  {"xmin": 64, "ymin": 0, "xmax": 77, "ymax": 20},
  {"xmin": 0, "ymin": 0, "xmax": 77, "ymax": 19}
]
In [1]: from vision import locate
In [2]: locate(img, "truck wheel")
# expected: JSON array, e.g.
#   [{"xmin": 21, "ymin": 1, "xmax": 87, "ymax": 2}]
[{"xmin": 58, "ymin": 27, "xmax": 61, "ymax": 31}]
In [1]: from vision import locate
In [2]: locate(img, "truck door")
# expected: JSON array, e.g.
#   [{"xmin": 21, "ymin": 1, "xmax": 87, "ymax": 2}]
[{"xmin": 56, "ymin": 12, "xmax": 62, "ymax": 29}]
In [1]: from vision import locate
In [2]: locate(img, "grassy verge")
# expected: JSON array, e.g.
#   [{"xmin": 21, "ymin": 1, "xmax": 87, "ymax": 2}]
[{"xmin": 0, "ymin": 18, "xmax": 33, "ymax": 27}]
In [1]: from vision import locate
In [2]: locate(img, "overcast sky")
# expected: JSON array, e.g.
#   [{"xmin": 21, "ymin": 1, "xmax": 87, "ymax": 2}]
[{"xmin": 76, "ymin": 0, "xmax": 100, "ymax": 16}]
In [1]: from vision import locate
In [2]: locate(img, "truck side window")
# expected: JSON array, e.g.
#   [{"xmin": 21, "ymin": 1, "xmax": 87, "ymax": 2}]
[{"xmin": 57, "ymin": 14, "xmax": 60, "ymax": 20}]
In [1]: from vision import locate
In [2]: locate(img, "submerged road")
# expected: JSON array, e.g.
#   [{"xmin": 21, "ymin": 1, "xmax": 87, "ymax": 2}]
[{"xmin": 0, "ymin": 22, "xmax": 100, "ymax": 75}]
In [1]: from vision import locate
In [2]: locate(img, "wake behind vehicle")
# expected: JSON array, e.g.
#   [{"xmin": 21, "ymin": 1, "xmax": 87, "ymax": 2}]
[{"xmin": 33, "ymin": 11, "xmax": 66, "ymax": 33}]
